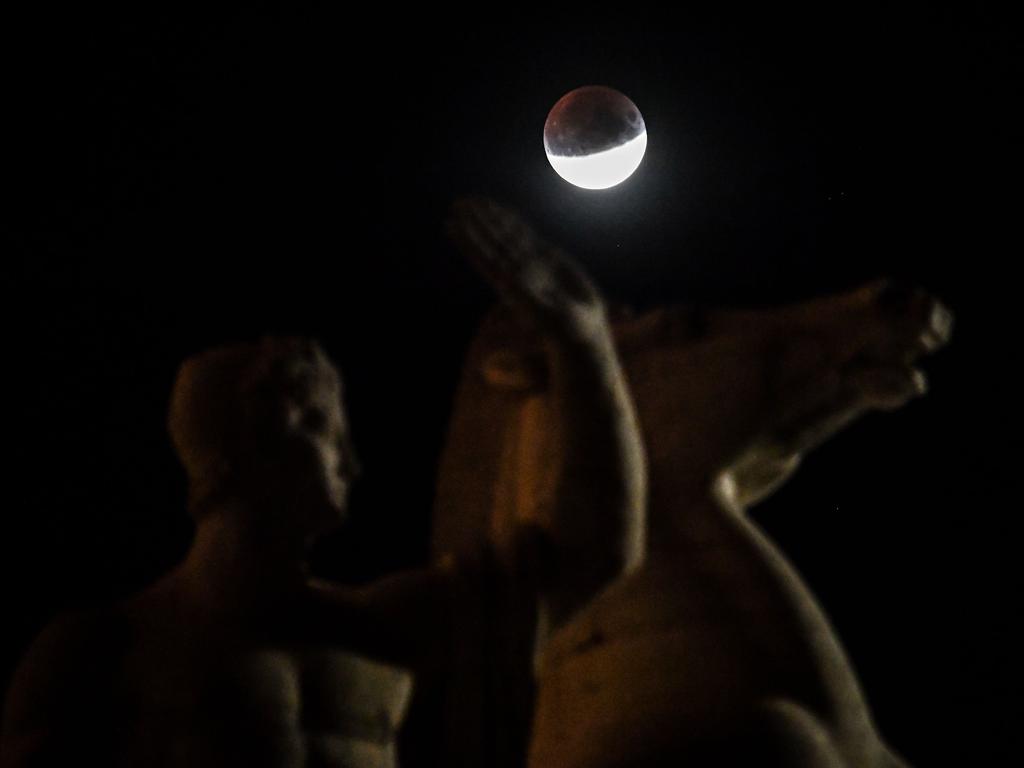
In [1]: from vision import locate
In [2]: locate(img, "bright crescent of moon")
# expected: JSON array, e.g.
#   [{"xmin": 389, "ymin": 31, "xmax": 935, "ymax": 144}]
[{"xmin": 545, "ymin": 131, "xmax": 648, "ymax": 190}]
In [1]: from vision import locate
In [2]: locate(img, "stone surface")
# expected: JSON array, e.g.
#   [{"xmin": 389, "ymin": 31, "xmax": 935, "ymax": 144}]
[{"xmin": 433, "ymin": 279, "xmax": 952, "ymax": 767}]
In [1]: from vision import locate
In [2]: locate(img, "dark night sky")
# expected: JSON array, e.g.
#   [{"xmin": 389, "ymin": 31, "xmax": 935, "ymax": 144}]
[{"xmin": 7, "ymin": 6, "xmax": 1019, "ymax": 764}]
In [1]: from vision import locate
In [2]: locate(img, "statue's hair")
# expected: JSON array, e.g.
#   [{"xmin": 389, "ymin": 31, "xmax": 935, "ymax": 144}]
[{"xmin": 167, "ymin": 337, "xmax": 332, "ymax": 519}]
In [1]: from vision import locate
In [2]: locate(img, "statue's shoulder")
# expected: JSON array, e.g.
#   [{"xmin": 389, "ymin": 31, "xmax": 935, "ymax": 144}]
[
  {"xmin": 10, "ymin": 604, "xmax": 132, "ymax": 698},
  {"xmin": 2, "ymin": 603, "xmax": 133, "ymax": 758}
]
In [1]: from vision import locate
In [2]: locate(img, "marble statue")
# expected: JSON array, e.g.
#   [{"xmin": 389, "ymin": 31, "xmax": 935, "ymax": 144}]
[
  {"xmin": 433, "ymin": 219, "xmax": 953, "ymax": 766},
  {"xmin": 1, "ymin": 198, "xmax": 646, "ymax": 768}
]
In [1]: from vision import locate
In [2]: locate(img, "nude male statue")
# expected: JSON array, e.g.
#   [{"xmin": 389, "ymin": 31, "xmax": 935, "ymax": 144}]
[
  {"xmin": 432, "ymin": 206, "xmax": 953, "ymax": 767},
  {"xmin": 0, "ymin": 197, "xmax": 646, "ymax": 768},
  {"xmin": 1, "ymin": 338, "xmax": 414, "ymax": 767}
]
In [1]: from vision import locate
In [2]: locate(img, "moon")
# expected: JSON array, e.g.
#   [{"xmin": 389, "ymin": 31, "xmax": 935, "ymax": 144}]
[{"xmin": 543, "ymin": 86, "xmax": 647, "ymax": 190}]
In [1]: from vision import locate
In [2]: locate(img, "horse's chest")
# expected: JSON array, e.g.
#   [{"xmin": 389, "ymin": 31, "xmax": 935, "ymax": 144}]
[{"xmin": 530, "ymin": 565, "xmax": 760, "ymax": 768}]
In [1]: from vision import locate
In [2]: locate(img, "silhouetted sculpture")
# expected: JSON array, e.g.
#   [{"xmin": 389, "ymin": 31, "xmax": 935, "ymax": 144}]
[
  {"xmin": 0, "ymin": 198, "xmax": 647, "ymax": 768},
  {"xmin": 1, "ymin": 338, "xmax": 413, "ymax": 767},
  {"xmin": 434, "ymin": 236, "xmax": 952, "ymax": 764},
  {"xmin": 431, "ymin": 198, "xmax": 647, "ymax": 767}
]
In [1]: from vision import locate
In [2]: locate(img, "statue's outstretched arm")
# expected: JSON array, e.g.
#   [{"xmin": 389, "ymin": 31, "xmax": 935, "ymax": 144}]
[{"xmin": 299, "ymin": 563, "xmax": 460, "ymax": 676}]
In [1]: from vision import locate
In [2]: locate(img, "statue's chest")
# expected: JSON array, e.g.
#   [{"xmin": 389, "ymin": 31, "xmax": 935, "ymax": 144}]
[
  {"xmin": 221, "ymin": 647, "xmax": 412, "ymax": 736},
  {"xmin": 126, "ymin": 644, "xmax": 412, "ymax": 768}
]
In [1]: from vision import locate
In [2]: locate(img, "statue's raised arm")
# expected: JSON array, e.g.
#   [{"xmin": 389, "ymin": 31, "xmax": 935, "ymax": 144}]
[
  {"xmin": 445, "ymin": 197, "xmax": 647, "ymax": 628},
  {"xmin": 428, "ymin": 198, "xmax": 647, "ymax": 767}
]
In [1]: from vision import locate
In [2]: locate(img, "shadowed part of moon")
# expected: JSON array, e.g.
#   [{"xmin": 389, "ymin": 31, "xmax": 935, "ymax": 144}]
[{"xmin": 544, "ymin": 85, "xmax": 646, "ymax": 157}]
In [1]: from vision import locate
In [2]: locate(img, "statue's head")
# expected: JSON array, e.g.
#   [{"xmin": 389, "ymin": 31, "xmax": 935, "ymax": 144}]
[{"xmin": 168, "ymin": 338, "xmax": 359, "ymax": 534}]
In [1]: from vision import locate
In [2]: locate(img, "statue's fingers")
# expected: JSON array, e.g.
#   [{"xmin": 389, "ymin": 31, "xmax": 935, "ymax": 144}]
[
  {"xmin": 477, "ymin": 198, "xmax": 540, "ymax": 252},
  {"xmin": 446, "ymin": 219, "xmax": 508, "ymax": 292},
  {"xmin": 462, "ymin": 198, "xmax": 599, "ymax": 305},
  {"xmin": 453, "ymin": 200, "xmax": 565, "ymax": 304},
  {"xmin": 448, "ymin": 197, "xmax": 606, "ymax": 331},
  {"xmin": 447, "ymin": 219, "xmax": 558, "ymax": 330},
  {"xmin": 446, "ymin": 208, "xmax": 528, "ymax": 299},
  {"xmin": 456, "ymin": 197, "xmax": 545, "ymax": 271}
]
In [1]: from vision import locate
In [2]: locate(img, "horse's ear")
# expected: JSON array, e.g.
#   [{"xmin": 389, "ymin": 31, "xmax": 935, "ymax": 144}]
[
  {"xmin": 613, "ymin": 305, "xmax": 711, "ymax": 351},
  {"xmin": 608, "ymin": 302, "xmax": 635, "ymax": 323},
  {"xmin": 481, "ymin": 348, "xmax": 549, "ymax": 391},
  {"xmin": 613, "ymin": 306, "xmax": 673, "ymax": 349}
]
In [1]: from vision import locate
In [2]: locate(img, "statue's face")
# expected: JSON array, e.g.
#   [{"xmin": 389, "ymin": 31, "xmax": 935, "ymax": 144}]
[{"xmin": 277, "ymin": 358, "xmax": 360, "ymax": 526}]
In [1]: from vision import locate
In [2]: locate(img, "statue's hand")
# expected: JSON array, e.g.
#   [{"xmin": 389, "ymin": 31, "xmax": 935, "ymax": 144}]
[
  {"xmin": 446, "ymin": 197, "xmax": 607, "ymax": 341},
  {"xmin": 618, "ymin": 280, "xmax": 953, "ymax": 509}
]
